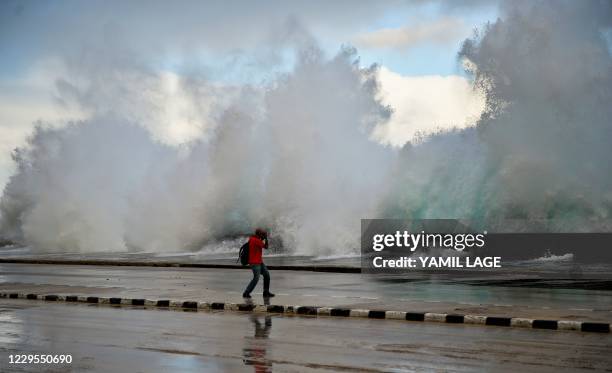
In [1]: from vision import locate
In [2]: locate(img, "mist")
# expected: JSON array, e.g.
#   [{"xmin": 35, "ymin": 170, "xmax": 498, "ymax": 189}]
[{"xmin": 1, "ymin": 0, "xmax": 611, "ymax": 255}]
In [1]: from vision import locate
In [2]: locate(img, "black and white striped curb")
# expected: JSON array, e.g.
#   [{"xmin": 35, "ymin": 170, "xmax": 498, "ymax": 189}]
[{"xmin": 1, "ymin": 292, "xmax": 609, "ymax": 333}]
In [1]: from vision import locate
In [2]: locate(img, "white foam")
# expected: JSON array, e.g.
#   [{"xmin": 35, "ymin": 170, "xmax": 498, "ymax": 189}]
[{"xmin": 527, "ymin": 252, "xmax": 574, "ymax": 263}]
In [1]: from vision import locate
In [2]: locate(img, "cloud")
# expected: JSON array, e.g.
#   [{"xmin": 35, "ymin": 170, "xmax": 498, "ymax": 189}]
[
  {"xmin": 355, "ymin": 17, "xmax": 467, "ymax": 50},
  {"xmin": 373, "ymin": 66, "xmax": 485, "ymax": 146}
]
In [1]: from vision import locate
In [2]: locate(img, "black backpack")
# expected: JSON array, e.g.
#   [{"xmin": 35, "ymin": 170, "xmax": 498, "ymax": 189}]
[{"xmin": 238, "ymin": 241, "xmax": 249, "ymax": 266}]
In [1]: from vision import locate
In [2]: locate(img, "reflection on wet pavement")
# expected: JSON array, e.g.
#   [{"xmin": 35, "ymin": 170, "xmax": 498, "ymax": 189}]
[
  {"xmin": 243, "ymin": 314, "xmax": 273, "ymax": 372},
  {"xmin": 242, "ymin": 298, "xmax": 273, "ymax": 372}
]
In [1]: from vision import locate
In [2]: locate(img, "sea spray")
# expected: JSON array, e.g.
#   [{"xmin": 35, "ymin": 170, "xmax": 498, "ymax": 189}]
[
  {"xmin": 385, "ymin": 0, "xmax": 612, "ymax": 229},
  {"xmin": 0, "ymin": 48, "xmax": 394, "ymax": 255},
  {"xmin": 2, "ymin": 1, "xmax": 612, "ymax": 257}
]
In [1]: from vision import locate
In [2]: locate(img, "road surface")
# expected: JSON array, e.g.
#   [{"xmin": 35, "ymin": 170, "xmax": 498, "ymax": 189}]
[
  {"xmin": 1, "ymin": 263, "xmax": 611, "ymax": 322},
  {"xmin": 1, "ymin": 299, "xmax": 611, "ymax": 372}
]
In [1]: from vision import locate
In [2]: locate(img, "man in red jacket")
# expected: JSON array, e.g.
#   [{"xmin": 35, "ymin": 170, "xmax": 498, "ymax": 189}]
[{"xmin": 243, "ymin": 228, "xmax": 274, "ymax": 298}]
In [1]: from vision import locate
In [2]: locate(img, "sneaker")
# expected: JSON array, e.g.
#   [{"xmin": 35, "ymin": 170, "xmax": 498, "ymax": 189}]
[
  {"xmin": 263, "ymin": 292, "xmax": 275, "ymax": 298},
  {"xmin": 243, "ymin": 293, "xmax": 251, "ymax": 298}
]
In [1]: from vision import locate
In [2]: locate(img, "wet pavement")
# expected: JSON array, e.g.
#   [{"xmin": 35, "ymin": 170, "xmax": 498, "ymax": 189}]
[
  {"xmin": 0, "ymin": 299, "xmax": 611, "ymax": 372},
  {"xmin": 1, "ymin": 263, "xmax": 612, "ymax": 322}
]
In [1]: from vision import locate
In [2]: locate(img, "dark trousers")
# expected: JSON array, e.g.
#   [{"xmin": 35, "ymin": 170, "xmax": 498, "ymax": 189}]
[{"xmin": 244, "ymin": 263, "xmax": 270, "ymax": 295}]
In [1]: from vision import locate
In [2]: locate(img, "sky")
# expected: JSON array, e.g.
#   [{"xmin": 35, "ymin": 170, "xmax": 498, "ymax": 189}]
[{"xmin": 0, "ymin": 0, "xmax": 499, "ymax": 190}]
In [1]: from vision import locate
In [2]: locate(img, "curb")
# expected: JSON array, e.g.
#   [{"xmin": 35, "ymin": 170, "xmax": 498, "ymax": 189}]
[
  {"xmin": 0, "ymin": 259, "xmax": 360, "ymax": 273},
  {"xmin": 1, "ymin": 292, "xmax": 609, "ymax": 333}
]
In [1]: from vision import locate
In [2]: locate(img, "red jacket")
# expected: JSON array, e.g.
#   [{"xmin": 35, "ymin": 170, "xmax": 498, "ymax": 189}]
[{"xmin": 248, "ymin": 235, "xmax": 266, "ymax": 264}]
